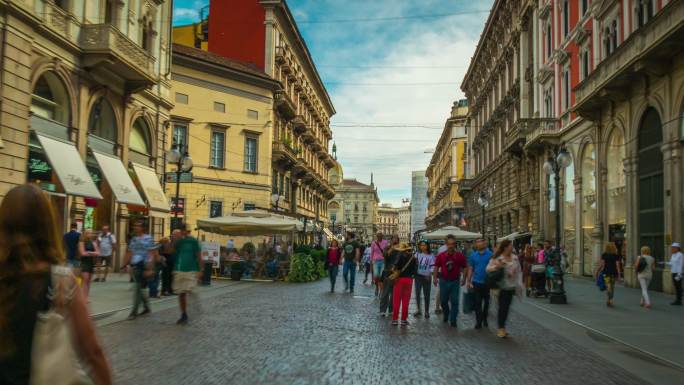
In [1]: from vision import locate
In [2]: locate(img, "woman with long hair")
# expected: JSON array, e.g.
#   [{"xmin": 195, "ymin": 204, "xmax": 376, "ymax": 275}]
[
  {"xmin": 635, "ymin": 246, "xmax": 656, "ymax": 308},
  {"xmin": 522, "ymin": 244, "xmax": 535, "ymax": 295},
  {"xmin": 413, "ymin": 240, "xmax": 434, "ymax": 318},
  {"xmin": 486, "ymin": 239, "xmax": 523, "ymax": 338},
  {"xmin": 0, "ymin": 184, "xmax": 112, "ymax": 385},
  {"xmin": 78, "ymin": 228, "xmax": 100, "ymax": 301},
  {"xmin": 326, "ymin": 239, "xmax": 342, "ymax": 292},
  {"xmin": 597, "ymin": 242, "xmax": 622, "ymax": 307}
]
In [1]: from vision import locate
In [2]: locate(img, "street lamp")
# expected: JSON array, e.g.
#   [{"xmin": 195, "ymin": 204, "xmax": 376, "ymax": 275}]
[
  {"xmin": 477, "ymin": 192, "xmax": 489, "ymax": 240},
  {"xmin": 166, "ymin": 139, "xmax": 193, "ymax": 226},
  {"xmin": 543, "ymin": 145, "xmax": 572, "ymax": 305},
  {"xmin": 270, "ymin": 192, "xmax": 285, "ymax": 247}
]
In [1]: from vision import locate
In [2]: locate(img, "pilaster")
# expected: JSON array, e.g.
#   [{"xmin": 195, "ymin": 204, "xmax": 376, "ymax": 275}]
[{"xmin": 623, "ymin": 156, "xmax": 639, "ymax": 287}]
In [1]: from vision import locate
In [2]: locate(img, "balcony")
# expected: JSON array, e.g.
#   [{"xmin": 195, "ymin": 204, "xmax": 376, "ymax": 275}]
[
  {"xmin": 323, "ymin": 152, "xmax": 337, "ymax": 168},
  {"xmin": 272, "ymin": 140, "xmax": 297, "ymax": 167},
  {"xmin": 275, "ymin": 46, "xmax": 286, "ymax": 64},
  {"xmin": 522, "ymin": 118, "xmax": 560, "ymax": 151},
  {"xmin": 275, "ymin": 90, "xmax": 296, "ymax": 120},
  {"xmin": 574, "ymin": 1, "xmax": 684, "ymax": 119},
  {"xmin": 292, "ymin": 115, "xmax": 307, "ymax": 133},
  {"xmin": 457, "ymin": 178, "xmax": 473, "ymax": 197},
  {"xmin": 503, "ymin": 121, "xmax": 526, "ymax": 155},
  {"xmin": 80, "ymin": 24, "xmax": 156, "ymax": 93},
  {"xmin": 301, "ymin": 126, "xmax": 316, "ymax": 144}
]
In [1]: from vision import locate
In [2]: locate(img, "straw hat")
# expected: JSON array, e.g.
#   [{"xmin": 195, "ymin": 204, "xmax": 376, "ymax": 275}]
[{"xmin": 394, "ymin": 242, "xmax": 413, "ymax": 252}]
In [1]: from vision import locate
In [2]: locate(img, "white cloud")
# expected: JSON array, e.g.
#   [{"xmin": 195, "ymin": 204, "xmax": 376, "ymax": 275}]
[{"xmin": 174, "ymin": 8, "xmax": 199, "ymax": 22}]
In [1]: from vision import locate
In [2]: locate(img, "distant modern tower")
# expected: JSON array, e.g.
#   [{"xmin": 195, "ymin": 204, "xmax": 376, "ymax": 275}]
[{"xmin": 411, "ymin": 170, "xmax": 428, "ymax": 239}]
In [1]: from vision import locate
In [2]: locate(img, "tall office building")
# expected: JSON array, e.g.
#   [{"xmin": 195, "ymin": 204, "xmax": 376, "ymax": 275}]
[{"xmin": 410, "ymin": 170, "xmax": 428, "ymax": 239}]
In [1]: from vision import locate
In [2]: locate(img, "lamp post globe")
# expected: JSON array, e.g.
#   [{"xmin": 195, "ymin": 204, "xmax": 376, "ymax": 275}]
[
  {"xmin": 181, "ymin": 155, "xmax": 193, "ymax": 172},
  {"xmin": 166, "ymin": 147, "xmax": 181, "ymax": 163}
]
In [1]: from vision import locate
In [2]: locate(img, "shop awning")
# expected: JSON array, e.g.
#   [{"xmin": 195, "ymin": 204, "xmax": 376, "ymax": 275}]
[
  {"xmin": 131, "ymin": 163, "xmax": 170, "ymax": 213},
  {"xmin": 496, "ymin": 232, "xmax": 531, "ymax": 243},
  {"xmin": 323, "ymin": 227, "xmax": 334, "ymax": 240},
  {"xmin": 422, "ymin": 226, "xmax": 482, "ymax": 241},
  {"xmin": 92, "ymin": 152, "xmax": 145, "ymax": 206},
  {"xmin": 36, "ymin": 134, "xmax": 102, "ymax": 199}
]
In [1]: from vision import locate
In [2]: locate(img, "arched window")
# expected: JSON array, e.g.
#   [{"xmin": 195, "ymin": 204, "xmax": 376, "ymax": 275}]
[
  {"xmin": 130, "ymin": 118, "xmax": 151, "ymax": 155},
  {"xmin": 88, "ymin": 97, "xmax": 117, "ymax": 142},
  {"xmin": 606, "ymin": 130, "xmax": 626, "ymax": 228},
  {"xmin": 581, "ymin": 144, "xmax": 596, "ymax": 276},
  {"xmin": 563, "ymin": 155, "xmax": 576, "ymax": 272},
  {"xmin": 31, "ymin": 72, "xmax": 70, "ymax": 126}
]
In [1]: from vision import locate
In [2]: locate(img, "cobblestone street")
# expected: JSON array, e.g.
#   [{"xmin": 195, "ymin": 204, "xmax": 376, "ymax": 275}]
[{"xmin": 99, "ymin": 279, "xmax": 644, "ymax": 385}]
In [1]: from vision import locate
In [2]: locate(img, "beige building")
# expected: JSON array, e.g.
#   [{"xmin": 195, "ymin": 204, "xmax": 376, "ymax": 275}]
[
  {"xmin": 397, "ymin": 204, "xmax": 411, "ymax": 243},
  {"xmin": 167, "ymin": 44, "xmax": 279, "ymax": 243},
  {"xmin": 377, "ymin": 204, "xmax": 399, "ymax": 239},
  {"xmin": 328, "ymin": 163, "xmax": 378, "ymax": 242},
  {"xmin": 0, "ymin": 0, "xmax": 173, "ymax": 265},
  {"xmin": 426, "ymin": 99, "xmax": 468, "ymax": 231}
]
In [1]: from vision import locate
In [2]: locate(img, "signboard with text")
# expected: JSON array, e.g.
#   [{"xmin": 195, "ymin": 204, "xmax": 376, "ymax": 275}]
[{"xmin": 201, "ymin": 242, "xmax": 221, "ymax": 268}]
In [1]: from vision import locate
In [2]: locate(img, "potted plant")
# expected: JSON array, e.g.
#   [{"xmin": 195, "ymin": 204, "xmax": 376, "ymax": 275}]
[{"xmin": 230, "ymin": 261, "xmax": 244, "ymax": 281}]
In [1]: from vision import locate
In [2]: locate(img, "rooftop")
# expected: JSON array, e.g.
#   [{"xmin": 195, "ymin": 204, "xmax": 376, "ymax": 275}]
[{"xmin": 172, "ymin": 43, "xmax": 274, "ymax": 82}]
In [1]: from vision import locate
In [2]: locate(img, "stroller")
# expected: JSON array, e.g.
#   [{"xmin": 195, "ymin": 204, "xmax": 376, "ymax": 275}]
[{"xmin": 528, "ymin": 263, "xmax": 548, "ymax": 297}]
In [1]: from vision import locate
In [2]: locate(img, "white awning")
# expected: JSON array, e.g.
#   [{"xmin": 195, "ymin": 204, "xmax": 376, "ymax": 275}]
[
  {"xmin": 36, "ymin": 134, "xmax": 102, "ymax": 199},
  {"xmin": 323, "ymin": 227, "xmax": 334, "ymax": 240},
  {"xmin": 131, "ymin": 163, "xmax": 170, "ymax": 212},
  {"xmin": 92, "ymin": 152, "xmax": 145, "ymax": 206}
]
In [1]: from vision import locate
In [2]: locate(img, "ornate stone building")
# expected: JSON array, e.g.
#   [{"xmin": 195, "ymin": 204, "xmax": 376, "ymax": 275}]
[
  {"xmin": 460, "ymin": 0, "xmax": 684, "ymax": 292},
  {"xmin": 377, "ymin": 204, "xmax": 399, "ymax": 238},
  {"xmin": 426, "ymin": 99, "xmax": 468, "ymax": 230},
  {"xmin": 398, "ymin": 204, "xmax": 411, "ymax": 243},
  {"xmin": 328, "ymin": 163, "xmax": 379, "ymax": 242},
  {"xmin": 0, "ymin": 0, "xmax": 173, "ymax": 267}
]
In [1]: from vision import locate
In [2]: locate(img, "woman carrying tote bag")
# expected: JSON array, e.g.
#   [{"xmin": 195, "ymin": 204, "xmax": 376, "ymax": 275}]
[{"xmin": 0, "ymin": 184, "xmax": 112, "ymax": 385}]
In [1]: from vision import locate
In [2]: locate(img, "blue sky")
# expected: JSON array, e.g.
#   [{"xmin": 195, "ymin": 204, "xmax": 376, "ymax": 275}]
[{"xmin": 173, "ymin": 0, "xmax": 493, "ymax": 206}]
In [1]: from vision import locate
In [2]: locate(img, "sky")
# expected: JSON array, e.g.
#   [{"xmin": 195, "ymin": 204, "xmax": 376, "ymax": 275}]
[{"xmin": 173, "ymin": 0, "xmax": 493, "ymax": 207}]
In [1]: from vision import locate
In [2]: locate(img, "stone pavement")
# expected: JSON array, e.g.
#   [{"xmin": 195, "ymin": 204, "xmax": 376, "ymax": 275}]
[{"xmin": 97, "ymin": 278, "xmax": 646, "ymax": 385}]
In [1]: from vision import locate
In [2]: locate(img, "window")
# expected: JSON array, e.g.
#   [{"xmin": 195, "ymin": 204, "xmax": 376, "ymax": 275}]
[
  {"xmin": 581, "ymin": 50, "xmax": 590, "ymax": 80},
  {"xmin": 172, "ymin": 123, "xmax": 188, "ymax": 150},
  {"xmin": 141, "ymin": 18, "xmax": 153, "ymax": 53},
  {"xmin": 247, "ymin": 109, "xmax": 258, "ymax": 119},
  {"xmin": 210, "ymin": 130, "xmax": 225, "ymax": 168},
  {"xmin": 562, "ymin": 0, "xmax": 569, "ymax": 38},
  {"xmin": 214, "ymin": 102, "xmax": 225, "ymax": 113},
  {"xmin": 244, "ymin": 136, "xmax": 258, "ymax": 172},
  {"xmin": 563, "ymin": 68, "xmax": 570, "ymax": 112},
  {"xmin": 279, "ymin": 173, "xmax": 285, "ymax": 196},
  {"xmin": 285, "ymin": 176, "xmax": 291, "ymax": 199},
  {"xmin": 581, "ymin": 0, "xmax": 588, "ymax": 17},
  {"xmin": 637, "ymin": 0, "xmax": 655, "ymax": 28},
  {"xmin": 244, "ymin": 203, "xmax": 256, "ymax": 211},
  {"xmin": 209, "ymin": 201, "xmax": 223, "ymax": 218},
  {"xmin": 272, "ymin": 171, "xmax": 278, "ymax": 193},
  {"xmin": 546, "ymin": 24, "xmax": 552, "ymax": 58},
  {"xmin": 175, "ymin": 93, "xmax": 188, "ymax": 104},
  {"xmin": 88, "ymin": 97, "xmax": 117, "ymax": 142},
  {"xmin": 104, "ymin": 0, "xmax": 114, "ymax": 24}
]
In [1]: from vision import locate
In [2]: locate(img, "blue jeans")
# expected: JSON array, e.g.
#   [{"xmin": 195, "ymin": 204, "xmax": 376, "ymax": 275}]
[
  {"xmin": 343, "ymin": 260, "xmax": 357, "ymax": 292},
  {"xmin": 328, "ymin": 265, "xmax": 338, "ymax": 291},
  {"xmin": 372, "ymin": 260, "xmax": 384, "ymax": 280},
  {"xmin": 439, "ymin": 279, "xmax": 461, "ymax": 324},
  {"xmin": 148, "ymin": 263, "xmax": 161, "ymax": 297}
]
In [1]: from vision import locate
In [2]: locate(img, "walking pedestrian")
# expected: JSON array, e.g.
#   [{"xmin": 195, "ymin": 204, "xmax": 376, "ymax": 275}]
[
  {"xmin": 326, "ymin": 239, "xmax": 342, "ymax": 292},
  {"xmin": 362, "ymin": 244, "xmax": 372, "ymax": 285},
  {"xmin": 0, "ymin": 184, "xmax": 112, "ymax": 385},
  {"xmin": 486, "ymin": 239, "xmax": 523, "ymax": 338},
  {"xmin": 370, "ymin": 232, "xmax": 388, "ymax": 297},
  {"xmin": 62, "ymin": 222, "xmax": 81, "ymax": 270},
  {"xmin": 78, "ymin": 229, "xmax": 100, "ymax": 301},
  {"xmin": 635, "ymin": 246, "xmax": 655, "ymax": 308},
  {"xmin": 342, "ymin": 232, "xmax": 361, "ymax": 294},
  {"xmin": 148, "ymin": 239, "xmax": 163, "ymax": 299},
  {"xmin": 541, "ymin": 240, "xmax": 554, "ymax": 292},
  {"xmin": 667, "ymin": 242, "xmax": 683, "ymax": 306},
  {"xmin": 434, "ymin": 240, "xmax": 449, "ymax": 315},
  {"xmin": 413, "ymin": 240, "xmax": 434, "ymax": 318},
  {"xmin": 597, "ymin": 242, "xmax": 622, "ymax": 307},
  {"xmin": 379, "ymin": 235, "xmax": 401, "ymax": 316},
  {"xmin": 160, "ymin": 229, "xmax": 180, "ymax": 296},
  {"xmin": 432, "ymin": 234, "xmax": 467, "ymax": 328},
  {"xmin": 122, "ymin": 221, "xmax": 155, "ymax": 320},
  {"xmin": 94, "ymin": 225, "xmax": 115, "ymax": 283},
  {"xmin": 522, "ymin": 244, "xmax": 534, "ymax": 294},
  {"xmin": 173, "ymin": 223, "xmax": 202, "ymax": 324},
  {"xmin": 467, "ymin": 239, "xmax": 493, "ymax": 329},
  {"xmin": 391, "ymin": 243, "xmax": 417, "ymax": 326}
]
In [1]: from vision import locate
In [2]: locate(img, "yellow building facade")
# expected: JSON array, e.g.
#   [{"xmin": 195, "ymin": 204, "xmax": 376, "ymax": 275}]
[
  {"xmin": 167, "ymin": 44, "xmax": 279, "ymax": 245},
  {"xmin": 426, "ymin": 99, "xmax": 468, "ymax": 230}
]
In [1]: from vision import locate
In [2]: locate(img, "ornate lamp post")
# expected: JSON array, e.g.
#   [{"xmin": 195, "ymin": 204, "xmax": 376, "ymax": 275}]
[
  {"xmin": 543, "ymin": 145, "xmax": 573, "ymax": 304},
  {"xmin": 477, "ymin": 192, "xmax": 489, "ymax": 240},
  {"xmin": 166, "ymin": 139, "xmax": 193, "ymax": 227}
]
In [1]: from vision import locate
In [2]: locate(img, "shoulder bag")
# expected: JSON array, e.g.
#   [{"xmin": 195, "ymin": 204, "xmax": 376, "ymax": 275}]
[
  {"xmin": 636, "ymin": 256, "xmax": 648, "ymax": 273},
  {"xmin": 486, "ymin": 258, "xmax": 505, "ymax": 289},
  {"xmin": 389, "ymin": 255, "xmax": 415, "ymax": 282},
  {"xmin": 30, "ymin": 266, "xmax": 93, "ymax": 385}
]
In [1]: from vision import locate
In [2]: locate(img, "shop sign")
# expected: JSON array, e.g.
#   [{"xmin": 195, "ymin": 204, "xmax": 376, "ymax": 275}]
[
  {"xmin": 170, "ymin": 197, "xmax": 185, "ymax": 216},
  {"xmin": 165, "ymin": 172, "xmax": 193, "ymax": 183},
  {"xmin": 201, "ymin": 242, "xmax": 221, "ymax": 268},
  {"xmin": 28, "ymin": 151, "xmax": 52, "ymax": 180}
]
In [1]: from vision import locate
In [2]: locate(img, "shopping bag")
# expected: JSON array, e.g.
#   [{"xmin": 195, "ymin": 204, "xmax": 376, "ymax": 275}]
[
  {"xmin": 596, "ymin": 271, "xmax": 606, "ymax": 291},
  {"xmin": 463, "ymin": 290, "xmax": 475, "ymax": 314}
]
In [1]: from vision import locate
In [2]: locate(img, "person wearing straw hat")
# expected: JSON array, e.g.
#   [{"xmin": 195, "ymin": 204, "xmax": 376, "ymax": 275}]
[
  {"xmin": 391, "ymin": 242, "xmax": 417, "ymax": 326},
  {"xmin": 668, "ymin": 242, "xmax": 683, "ymax": 305}
]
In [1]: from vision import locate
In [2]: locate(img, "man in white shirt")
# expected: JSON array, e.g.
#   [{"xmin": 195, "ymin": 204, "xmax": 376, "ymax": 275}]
[
  {"xmin": 668, "ymin": 242, "xmax": 683, "ymax": 305},
  {"xmin": 95, "ymin": 225, "xmax": 116, "ymax": 282}
]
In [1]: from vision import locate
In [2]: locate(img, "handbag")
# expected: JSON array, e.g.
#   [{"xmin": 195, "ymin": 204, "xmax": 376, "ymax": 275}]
[
  {"xmin": 636, "ymin": 256, "xmax": 648, "ymax": 273},
  {"xmin": 30, "ymin": 266, "xmax": 93, "ymax": 385},
  {"xmin": 486, "ymin": 267, "xmax": 504, "ymax": 289},
  {"xmin": 463, "ymin": 290, "xmax": 475, "ymax": 314},
  {"xmin": 389, "ymin": 255, "xmax": 415, "ymax": 282}
]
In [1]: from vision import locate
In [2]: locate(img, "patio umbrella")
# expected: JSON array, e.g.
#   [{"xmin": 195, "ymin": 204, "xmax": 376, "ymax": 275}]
[
  {"xmin": 422, "ymin": 226, "xmax": 482, "ymax": 241},
  {"xmin": 196, "ymin": 210, "xmax": 304, "ymax": 236}
]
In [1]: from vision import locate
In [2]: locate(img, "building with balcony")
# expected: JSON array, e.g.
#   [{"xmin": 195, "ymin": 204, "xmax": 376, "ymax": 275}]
[
  {"xmin": 411, "ymin": 170, "xmax": 428, "ymax": 239},
  {"xmin": 397, "ymin": 204, "xmax": 412, "ymax": 243},
  {"xmin": 328, "ymin": 163, "xmax": 379, "ymax": 243},
  {"xmin": 0, "ymin": 0, "xmax": 173, "ymax": 268},
  {"xmin": 377, "ymin": 204, "xmax": 399, "ymax": 239},
  {"xmin": 167, "ymin": 44, "xmax": 280, "ymax": 244},
  {"xmin": 460, "ymin": 0, "xmax": 684, "ymax": 292},
  {"xmin": 426, "ymin": 99, "xmax": 469, "ymax": 231},
  {"xmin": 174, "ymin": 0, "xmax": 337, "ymax": 227}
]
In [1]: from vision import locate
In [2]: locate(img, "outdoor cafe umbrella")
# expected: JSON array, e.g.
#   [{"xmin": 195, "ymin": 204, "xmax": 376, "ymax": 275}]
[
  {"xmin": 422, "ymin": 226, "xmax": 482, "ymax": 241},
  {"xmin": 196, "ymin": 210, "xmax": 304, "ymax": 236}
]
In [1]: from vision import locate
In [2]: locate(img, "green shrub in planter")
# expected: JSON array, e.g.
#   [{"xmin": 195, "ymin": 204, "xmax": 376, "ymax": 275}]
[
  {"xmin": 310, "ymin": 249, "xmax": 326, "ymax": 264},
  {"xmin": 287, "ymin": 253, "xmax": 317, "ymax": 282},
  {"xmin": 294, "ymin": 244, "xmax": 312, "ymax": 255},
  {"xmin": 317, "ymin": 261, "xmax": 328, "ymax": 278}
]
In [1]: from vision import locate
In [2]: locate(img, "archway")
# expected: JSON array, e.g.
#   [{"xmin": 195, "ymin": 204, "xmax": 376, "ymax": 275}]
[
  {"xmin": 606, "ymin": 129, "xmax": 626, "ymax": 263},
  {"xmin": 31, "ymin": 71, "xmax": 70, "ymax": 125},
  {"xmin": 637, "ymin": 107, "xmax": 664, "ymax": 291},
  {"xmin": 88, "ymin": 97, "xmax": 117, "ymax": 143},
  {"xmin": 563, "ymin": 155, "xmax": 575, "ymax": 273},
  {"xmin": 581, "ymin": 143, "xmax": 596, "ymax": 276}
]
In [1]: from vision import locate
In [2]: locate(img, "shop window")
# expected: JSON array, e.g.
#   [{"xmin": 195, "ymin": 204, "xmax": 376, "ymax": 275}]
[
  {"xmin": 175, "ymin": 93, "xmax": 188, "ymax": 104},
  {"xmin": 88, "ymin": 97, "xmax": 117, "ymax": 142},
  {"xmin": 209, "ymin": 201, "xmax": 223, "ymax": 218},
  {"xmin": 210, "ymin": 130, "xmax": 225, "ymax": 168},
  {"xmin": 214, "ymin": 102, "xmax": 225, "ymax": 113},
  {"xmin": 31, "ymin": 72, "xmax": 70, "ymax": 126},
  {"xmin": 244, "ymin": 136, "xmax": 258, "ymax": 173}
]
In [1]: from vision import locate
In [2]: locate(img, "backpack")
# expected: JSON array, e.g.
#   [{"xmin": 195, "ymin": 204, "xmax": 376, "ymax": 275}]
[{"xmin": 636, "ymin": 256, "xmax": 648, "ymax": 273}]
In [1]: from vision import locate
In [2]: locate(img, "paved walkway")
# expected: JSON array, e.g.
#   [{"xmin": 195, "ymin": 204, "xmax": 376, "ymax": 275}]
[
  {"xmin": 96, "ymin": 279, "xmax": 644, "ymax": 385},
  {"xmin": 524, "ymin": 276, "xmax": 684, "ymax": 367}
]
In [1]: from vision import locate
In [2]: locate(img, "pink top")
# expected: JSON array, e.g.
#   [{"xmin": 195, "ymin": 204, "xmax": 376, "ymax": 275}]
[
  {"xmin": 370, "ymin": 239, "xmax": 388, "ymax": 261},
  {"xmin": 536, "ymin": 250, "xmax": 545, "ymax": 264}
]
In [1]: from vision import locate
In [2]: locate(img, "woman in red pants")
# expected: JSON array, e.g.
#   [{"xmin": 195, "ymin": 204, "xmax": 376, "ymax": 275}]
[{"xmin": 392, "ymin": 243, "xmax": 418, "ymax": 326}]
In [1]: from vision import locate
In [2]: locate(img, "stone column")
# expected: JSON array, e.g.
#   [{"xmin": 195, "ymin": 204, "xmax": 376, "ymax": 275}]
[
  {"xmin": 623, "ymin": 156, "xmax": 639, "ymax": 287},
  {"xmin": 662, "ymin": 140, "xmax": 681, "ymax": 293},
  {"xmin": 573, "ymin": 176, "xmax": 583, "ymax": 276}
]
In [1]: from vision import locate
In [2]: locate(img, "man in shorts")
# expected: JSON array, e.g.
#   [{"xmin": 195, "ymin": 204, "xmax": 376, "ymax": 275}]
[
  {"xmin": 95, "ymin": 225, "xmax": 115, "ymax": 282},
  {"xmin": 173, "ymin": 223, "xmax": 202, "ymax": 325}
]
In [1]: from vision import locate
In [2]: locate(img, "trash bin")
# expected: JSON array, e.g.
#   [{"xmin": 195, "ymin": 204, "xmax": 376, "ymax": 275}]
[{"xmin": 202, "ymin": 262, "xmax": 213, "ymax": 286}]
